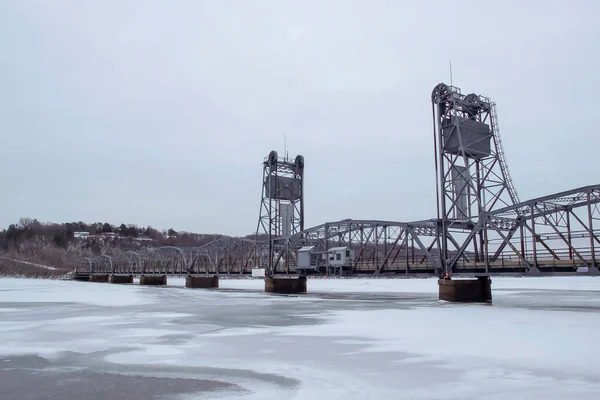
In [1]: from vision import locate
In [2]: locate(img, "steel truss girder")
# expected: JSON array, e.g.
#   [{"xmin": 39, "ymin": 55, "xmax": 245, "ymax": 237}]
[
  {"xmin": 195, "ymin": 238, "xmax": 264, "ymax": 275},
  {"xmin": 78, "ymin": 186, "xmax": 600, "ymax": 278},
  {"xmin": 278, "ymin": 219, "xmax": 442, "ymax": 275},
  {"xmin": 444, "ymin": 185, "xmax": 600, "ymax": 275},
  {"xmin": 77, "ymin": 185, "xmax": 600, "ymax": 275},
  {"xmin": 78, "ymin": 78, "xmax": 600, "ymax": 280}
]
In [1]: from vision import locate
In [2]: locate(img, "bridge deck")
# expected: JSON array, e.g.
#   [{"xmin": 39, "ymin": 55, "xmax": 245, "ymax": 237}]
[{"xmin": 78, "ymin": 257, "xmax": 596, "ymax": 279}]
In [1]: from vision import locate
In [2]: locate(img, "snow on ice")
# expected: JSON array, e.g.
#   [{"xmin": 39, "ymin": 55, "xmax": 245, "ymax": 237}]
[{"xmin": 0, "ymin": 276, "xmax": 599, "ymax": 399}]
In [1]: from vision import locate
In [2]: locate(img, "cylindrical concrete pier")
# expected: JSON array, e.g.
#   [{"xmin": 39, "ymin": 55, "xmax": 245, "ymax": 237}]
[
  {"xmin": 89, "ymin": 274, "xmax": 110, "ymax": 283},
  {"xmin": 139, "ymin": 275, "xmax": 167, "ymax": 286},
  {"xmin": 438, "ymin": 276, "xmax": 492, "ymax": 302},
  {"xmin": 110, "ymin": 275, "xmax": 134, "ymax": 284},
  {"xmin": 265, "ymin": 276, "xmax": 307, "ymax": 294},
  {"xmin": 185, "ymin": 275, "xmax": 219, "ymax": 288}
]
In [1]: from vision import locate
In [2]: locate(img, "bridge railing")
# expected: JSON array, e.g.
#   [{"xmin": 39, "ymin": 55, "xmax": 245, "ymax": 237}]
[{"xmin": 453, "ymin": 249, "xmax": 599, "ymax": 270}]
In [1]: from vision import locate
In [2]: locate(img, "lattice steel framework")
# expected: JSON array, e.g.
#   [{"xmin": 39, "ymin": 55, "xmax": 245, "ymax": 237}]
[
  {"xmin": 256, "ymin": 150, "xmax": 304, "ymax": 275},
  {"xmin": 194, "ymin": 238, "xmax": 264, "ymax": 274},
  {"xmin": 78, "ymin": 186, "xmax": 600, "ymax": 277},
  {"xmin": 286, "ymin": 219, "xmax": 442, "ymax": 275},
  {"xmin": 446, "ymin": 185, "xmax": 600, "ymax": 275},
  {"xmin": 79, "ymin": 83, "xmax": 600, "ymax": 279},
  {"xmin": 432, "ymin": 83, "xmax": 520, "ymax": 274}
]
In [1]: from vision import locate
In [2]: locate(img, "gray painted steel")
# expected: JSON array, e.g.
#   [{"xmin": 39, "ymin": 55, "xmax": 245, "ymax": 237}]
[
  {"xmin": 442, "ymin": 116, "xmax": 491, "ymax": 159},
  {"xmin": 264, "ymin": 176, "xmax": 302, "ymax": 201},
  {"xmin": 79, "ymin": 84, "xmax": 600, "ymax": 280}
]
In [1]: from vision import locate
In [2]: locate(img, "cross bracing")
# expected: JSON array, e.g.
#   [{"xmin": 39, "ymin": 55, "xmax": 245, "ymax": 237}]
[{"xmin": 80, "ymin": 84, "xmax": 599, "ymax": 278}]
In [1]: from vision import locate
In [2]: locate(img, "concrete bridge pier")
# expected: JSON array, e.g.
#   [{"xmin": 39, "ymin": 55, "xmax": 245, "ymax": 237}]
[
  {"xmin": 265, "ymin": 276, "xmax": 307, "ymax": 294},
  {"xmin": 110, "ymin": 275, "xmax": 133, "ymax": 284},
  {"xmin": 186, "ymin": 275, "xmax": 219, "ymax": 289},
  {"xmin": 89, "ymin": 274, "xmax": 109, "ymax": 283},
  {"xmin": 139, "ymin": 275, "xmax": 167, "ymax": 286},
  {"xmin": 438, "ymin": 276, "xmax": 492, "ymax": 303},
  {"xmin": 587, "ymin": 266, "xmax": 600, "ymax": 276}
]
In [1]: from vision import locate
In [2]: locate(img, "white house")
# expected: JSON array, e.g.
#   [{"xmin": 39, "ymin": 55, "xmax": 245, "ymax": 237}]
[{"xmin": 326, "ymin": 246, "xmax": 355, "ymax": 267}]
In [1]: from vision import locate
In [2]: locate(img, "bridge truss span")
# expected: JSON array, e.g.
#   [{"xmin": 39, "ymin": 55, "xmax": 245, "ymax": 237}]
[
  {"xmin": 277, "ymin": 219, "xmax": 443, "ymax": 276},
  {"xmin": 446, "ymin": 185, "xmax": 600, "ymax": 276},
  {"xmin": 77, "ymin": 239, "xmax": 268, "ymax": 277},
  {"xmin": 77, "ymin": 186, "xmax": 600, "ymax": 278},
  {"xmin": 79, "ymin": 82, "xmax": 600, "ymax": 280},
  {"xmin": 194, "ymin": 238, "xmax": 264, "ymax": 275}
]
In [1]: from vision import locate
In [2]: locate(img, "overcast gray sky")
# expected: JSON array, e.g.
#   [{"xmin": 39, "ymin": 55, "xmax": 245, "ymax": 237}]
[{"xmin": 1, "ymin": 1, "xmax": 598, "ymax": 236}]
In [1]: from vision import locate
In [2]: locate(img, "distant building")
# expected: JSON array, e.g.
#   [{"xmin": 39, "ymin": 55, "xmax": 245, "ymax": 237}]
[
  {"xmin": 133, "ymin": 237, "xmax": 153, "ymax": 241},
  {"xmin": 74, "ymin": 232, "xmax": 90, "ymax": 238}
]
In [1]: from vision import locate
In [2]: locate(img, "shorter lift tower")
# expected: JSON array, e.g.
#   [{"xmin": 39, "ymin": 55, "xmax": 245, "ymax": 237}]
[
  {"xmin": 256, "ymin": 150, "xmax": 305, "ymax": 275},
  {"xmin": 432, "ymin": 83, "xmax": 519, "ymax": 275}
]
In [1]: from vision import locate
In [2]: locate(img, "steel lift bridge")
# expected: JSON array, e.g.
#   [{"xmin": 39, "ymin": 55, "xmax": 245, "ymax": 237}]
[{"xmin": 78, "ymin": 83, "xmax": 600, "ymax": 298}]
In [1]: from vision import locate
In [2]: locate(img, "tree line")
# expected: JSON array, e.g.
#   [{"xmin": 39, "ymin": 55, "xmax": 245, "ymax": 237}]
[
  {"xmin": 0, "ymin": 217, "xmax": 231, "ymax": 251},
  {"xmin": 0, "ymin": 217, "xmax": 259, "ymax": 276},
  {"xmin": 1, "ymin": 218, "xmax": 167, "ymax": 249}
]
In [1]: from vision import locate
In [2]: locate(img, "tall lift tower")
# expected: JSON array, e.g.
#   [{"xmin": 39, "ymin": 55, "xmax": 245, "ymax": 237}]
[
  {"xmin": 256, "ymin": 150, "xmax": 305, "ymax": 274},
  {"xmin": 431, "ymin": 83, "xmax": 519, "ymax": 275}
]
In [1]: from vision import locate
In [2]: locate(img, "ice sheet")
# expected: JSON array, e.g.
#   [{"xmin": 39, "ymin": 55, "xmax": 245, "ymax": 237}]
[
  {"xmin": 1, "ymin": 276, "xmax": 599, "ymax": 399},
  {"xmin": 0, "ymin": 277, "xmax": 155, "ymax": 306}
]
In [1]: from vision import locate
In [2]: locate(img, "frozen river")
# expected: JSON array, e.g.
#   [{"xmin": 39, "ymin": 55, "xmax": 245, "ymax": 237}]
[{"xmin": 1, "ymin": 276, "xmax": 599, "ymax": 399}]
